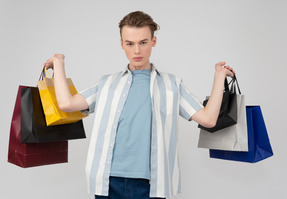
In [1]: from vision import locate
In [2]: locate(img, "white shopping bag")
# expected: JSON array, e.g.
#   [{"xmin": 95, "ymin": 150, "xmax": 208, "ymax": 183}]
[{"xmin": 198, "ymin": 94, "xmax": 248, "ymax": 151}]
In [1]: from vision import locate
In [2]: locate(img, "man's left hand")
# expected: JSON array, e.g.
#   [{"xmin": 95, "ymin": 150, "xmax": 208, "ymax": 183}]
[{"xmin": 215, "ymin": 61, "xmax": 235, "ymax": 78}]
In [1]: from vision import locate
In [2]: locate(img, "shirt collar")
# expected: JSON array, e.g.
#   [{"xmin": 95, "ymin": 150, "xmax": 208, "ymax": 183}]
[{"xmin": 121, "ymin": 63, "xmax": 161, "ymax": 76}]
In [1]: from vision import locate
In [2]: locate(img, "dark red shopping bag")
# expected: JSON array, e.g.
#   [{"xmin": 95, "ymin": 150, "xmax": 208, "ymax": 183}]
[{"xmin": 8, "ymin": 85, "xmax": 68, "ymax": 168}]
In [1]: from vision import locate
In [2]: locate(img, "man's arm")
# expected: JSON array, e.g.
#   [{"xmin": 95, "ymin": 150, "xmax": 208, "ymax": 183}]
[
  {"xmin": 44, "ymin": 54, "xmax": 89, "ymax": 112},
  {"xmin": 190, "ymin": 61, "xmax": 234, "ymax": 128}
]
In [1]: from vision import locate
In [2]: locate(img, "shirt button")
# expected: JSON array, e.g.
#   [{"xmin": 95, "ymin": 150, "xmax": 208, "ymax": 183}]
[
  {"xmin": 107, "ymin": 161, "xmax": 110, "ymax": 165},
  {"xmin": 123, "ymin": 94, "xmax": 126, "ymax": 97}
]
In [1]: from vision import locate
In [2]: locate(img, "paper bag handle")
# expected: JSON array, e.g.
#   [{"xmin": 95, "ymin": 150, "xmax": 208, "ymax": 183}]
[{"xmin": 39, "ymin": 66, "xmax": 53, "ymax": 81}]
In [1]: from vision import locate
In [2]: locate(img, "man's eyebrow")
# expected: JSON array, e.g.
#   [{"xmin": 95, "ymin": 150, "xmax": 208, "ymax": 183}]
[{"xmin": 124, "ymin": 39, "xmax": 149, "ymax": 43}]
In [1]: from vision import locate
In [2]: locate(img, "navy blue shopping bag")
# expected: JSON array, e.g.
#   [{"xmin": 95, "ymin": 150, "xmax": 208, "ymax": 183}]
[{"xmin": 210, "ymin": 106, "xmax": 273, "ymax": 163}]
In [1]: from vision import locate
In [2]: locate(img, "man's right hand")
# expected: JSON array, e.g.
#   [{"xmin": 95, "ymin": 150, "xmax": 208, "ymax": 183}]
[{"xmin": 44, "ymin": 54, "xmax": 65, "ymax": 69}]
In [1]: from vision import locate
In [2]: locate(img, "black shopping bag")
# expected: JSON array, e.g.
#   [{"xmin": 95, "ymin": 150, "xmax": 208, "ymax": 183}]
[
  {"xmin": 198, "ymin": 75, "xmax": 239, "ymax": 132},
  {"xmin": 20, "ymin": 86, "xmax": 86, "ymax": 143},
  {"xmin": 209, "ymin": 106, "xmax": 273, "ymax": 163}
]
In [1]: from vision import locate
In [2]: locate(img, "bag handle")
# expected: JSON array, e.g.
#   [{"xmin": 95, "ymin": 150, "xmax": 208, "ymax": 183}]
[
  {"xmin": 228, "ymin": 74, "xmax": 241, "ymax": 94},
  {"xmin": 38, "ymin": 66, "xmax": 53, "ymax": 81},
  {"xmin": 234, "ymin": 75, "xmax": 241, "ymax": 94},
  {"xmin": 224, "ymin": 70, "xmax": 236, "ymax": 93}
]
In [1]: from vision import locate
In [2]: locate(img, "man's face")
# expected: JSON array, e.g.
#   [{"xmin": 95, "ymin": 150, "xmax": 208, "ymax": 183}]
[{"xmin": 121, "ymin": 25, "xmax": 156, "ymax": 70}]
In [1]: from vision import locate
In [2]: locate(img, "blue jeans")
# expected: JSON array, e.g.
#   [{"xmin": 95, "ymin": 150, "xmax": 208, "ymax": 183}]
[{"xmin": 95, "ymin": 176, "xmax": 165, "ymax": 199}]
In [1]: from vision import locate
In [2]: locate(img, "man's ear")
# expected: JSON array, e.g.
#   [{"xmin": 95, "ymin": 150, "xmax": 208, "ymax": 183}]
[
  {"xmin": 120, "ymin": 38, "xmax": 124, "ymax": 49},
  {"xmin": 152, "ymin": 36, "xmax": 157, "ymax": 47}
]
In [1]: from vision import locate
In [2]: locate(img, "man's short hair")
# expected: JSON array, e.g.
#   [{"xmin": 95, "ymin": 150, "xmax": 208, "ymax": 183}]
[{"xmin": 119, "ymin": 11, "xmax": 160, "ymax": 39}]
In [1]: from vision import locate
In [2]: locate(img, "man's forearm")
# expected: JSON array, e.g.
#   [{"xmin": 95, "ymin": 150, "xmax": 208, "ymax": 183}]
[
  {"xmin": 203, "ymin": 70, "xmax": 226, "ymax": 126},
  {"xmin": 53, "ymin": 59, "xmax": 73, "ymax": 111}
]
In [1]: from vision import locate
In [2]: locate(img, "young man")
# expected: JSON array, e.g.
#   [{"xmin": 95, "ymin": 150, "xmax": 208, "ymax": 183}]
[{"xmin": 44, "ymin": 11, "xmax": 234, "ymax": 199}]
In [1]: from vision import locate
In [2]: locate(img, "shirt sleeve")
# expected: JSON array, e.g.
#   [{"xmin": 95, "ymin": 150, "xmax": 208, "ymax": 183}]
[
  {"xmin": 179, "ymin": 80, "xmax": 203, "ymax": 121},
  {"xmin": 78, "ymin": 80, "xmax": 99, "ymax": 114}
]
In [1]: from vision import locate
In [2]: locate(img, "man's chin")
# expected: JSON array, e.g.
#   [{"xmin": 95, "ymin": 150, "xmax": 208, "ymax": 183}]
[{"xmin": 130, "ymin": 61, "xmax": 149, "ymax": 69}]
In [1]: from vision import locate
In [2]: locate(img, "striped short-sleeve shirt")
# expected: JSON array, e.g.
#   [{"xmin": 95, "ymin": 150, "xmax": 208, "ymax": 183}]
[{"xmin": 80, "ymin": 64, "xmax": 203, "ymax": 198}]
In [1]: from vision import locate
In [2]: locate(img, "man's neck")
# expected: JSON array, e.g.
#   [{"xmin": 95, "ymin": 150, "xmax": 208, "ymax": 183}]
[{"xmin": 129, "ymin": 62, "xmax": 151, "ymax": 70}]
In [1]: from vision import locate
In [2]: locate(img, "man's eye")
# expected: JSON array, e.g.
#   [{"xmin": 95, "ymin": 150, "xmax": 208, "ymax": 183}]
[
  {"xmin": 127, "ymin": 43, "xmax": 133, "ymax": 46},
  {"xmin": 141, "ymin": 42, "xmax": 146, "ymax": 45}
]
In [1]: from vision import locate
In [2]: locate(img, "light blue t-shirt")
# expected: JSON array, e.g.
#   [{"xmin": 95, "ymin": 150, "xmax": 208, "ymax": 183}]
[{"xmin": 110, "ymin": 69, "xmax": 152, "ymax": 180}]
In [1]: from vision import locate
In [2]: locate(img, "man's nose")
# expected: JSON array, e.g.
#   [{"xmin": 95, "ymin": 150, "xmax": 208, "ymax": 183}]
[{"xmin": 135, "ymin": 44, "xmax": 140, "ymax": 54}]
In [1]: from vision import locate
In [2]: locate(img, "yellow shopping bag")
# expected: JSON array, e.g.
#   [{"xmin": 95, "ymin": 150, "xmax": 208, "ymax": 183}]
[{"xmin": 37, "ymin": 68, "xmax": 87, "ymax": 126}]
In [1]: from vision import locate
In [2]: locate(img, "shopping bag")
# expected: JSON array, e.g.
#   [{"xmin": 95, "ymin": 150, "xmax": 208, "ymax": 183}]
[
  {"xmin": 198, "ymin": 75, "xmax": 238, "ymax": 132},
  {"xmin": 37, "ymin": 68, "xmax": 87, "ymax": 126},
  {"xmin": 209, "ymin": 106, "xmax": 273, "ymax": 163},
  {"xmin": 21, "ymin": 86, "xmax": 86, "ymax": 143},
  {"xmin": 8, "ymin": 85, "xmax": 68, "ymax": 168},
  {"xmin": 198, "ymin": 94, "xmax": 248, "ymax": 151}
]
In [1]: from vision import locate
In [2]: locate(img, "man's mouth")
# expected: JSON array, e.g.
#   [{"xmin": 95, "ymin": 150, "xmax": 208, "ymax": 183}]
[{"xmin": 133, "ymin": 57, "xmax": 143, "ymax": 61}]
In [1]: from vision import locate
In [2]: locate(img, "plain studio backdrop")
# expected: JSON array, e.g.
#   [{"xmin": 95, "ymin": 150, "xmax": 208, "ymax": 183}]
[{"xmin": 1, "ymin": 0, "xmax": 286, "ymax": 198}]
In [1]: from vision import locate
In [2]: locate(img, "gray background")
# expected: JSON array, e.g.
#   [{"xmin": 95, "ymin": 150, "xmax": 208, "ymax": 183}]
[{"xmin": 1, "ymin": 0, "xmax": 286, "ymax": 198}]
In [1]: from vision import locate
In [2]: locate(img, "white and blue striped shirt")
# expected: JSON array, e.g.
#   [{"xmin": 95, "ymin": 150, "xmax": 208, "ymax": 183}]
[{"xmin": 80, "ymin": 64, "xmax": 203, "ymax": 198}]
